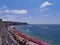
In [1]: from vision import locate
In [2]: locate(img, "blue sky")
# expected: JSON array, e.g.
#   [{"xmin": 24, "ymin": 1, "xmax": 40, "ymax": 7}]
[{"xmin": 0, "ymin": 0, "xmax": 60, "ymax": 24}]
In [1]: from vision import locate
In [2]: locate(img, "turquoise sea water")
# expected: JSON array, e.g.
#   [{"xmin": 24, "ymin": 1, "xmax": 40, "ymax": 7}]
[{"xmin": 15, "ymin": 24, "xmax": 60, "ymax": 45}]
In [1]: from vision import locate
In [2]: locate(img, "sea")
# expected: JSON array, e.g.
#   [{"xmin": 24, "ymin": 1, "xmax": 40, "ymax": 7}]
[{"xmin": 15, "ymin": 24, "xmax": 60, "ymax": 45}]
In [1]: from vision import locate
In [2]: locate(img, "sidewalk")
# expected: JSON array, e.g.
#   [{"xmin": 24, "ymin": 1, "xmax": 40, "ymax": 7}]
[
  {"xmin": 0, "ymin": 29, "xmax": 2, "ymax": 45},
  {"xmin": 0, "ymin": 35, "xmax": 2, "ymax": 45}
]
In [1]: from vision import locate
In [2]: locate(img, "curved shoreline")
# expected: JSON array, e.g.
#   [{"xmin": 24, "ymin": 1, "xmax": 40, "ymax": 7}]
[{"xmin": 9, "ymin": 27, "xmax": 48, "ymax": 45}]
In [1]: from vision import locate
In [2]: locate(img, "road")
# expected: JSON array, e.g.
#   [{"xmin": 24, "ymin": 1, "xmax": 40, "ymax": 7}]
[{"xmin": 1, "ymin": 26, "xmax": 17, "ymax": 45}]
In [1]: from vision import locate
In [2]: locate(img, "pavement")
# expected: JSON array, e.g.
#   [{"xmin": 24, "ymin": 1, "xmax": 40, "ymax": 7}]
[
  {"xmin": 1, "ymin": 26, "xmax": 17, "ymax": 45},
  {"xmin": 0, "ymin": 28, "xmax": 2, "ymax": 45},
  {"xmin": 0, "ymin": 35, "xmax": 2, "ymax": 45}
]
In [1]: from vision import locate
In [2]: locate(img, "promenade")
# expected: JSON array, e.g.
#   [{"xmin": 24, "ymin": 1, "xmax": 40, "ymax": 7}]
[
  {"xmin": 0, "ymin": 34, "xmax": 2, "ymax": 45},
  {"xmin": 0, "ymin": 19, "xmax": 17, "ymax": 45},
  {"xmin": 0, "ymin": 28, "xmax": 2, "ymax": 45},
  {"xmin": 0, "ymin": 19, "xmax": 28, "ymax": 45}
]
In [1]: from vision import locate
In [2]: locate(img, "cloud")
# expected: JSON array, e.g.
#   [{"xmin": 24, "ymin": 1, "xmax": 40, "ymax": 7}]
[
  {"xmin": 0, "ymin": 6, "xmax": 28, "ymax": 15},
  {"xmin": 3, "ymin": 6, "xmax": 7, "ymax": 9},
  {"xmin": 40, "ymin": 1, "xmax": 52, "ymax": 8},
  {"xmin": 29, "ymin": 17, "xmax": 32, "ymax": 19},
  {"xmin": 40, "ymin": 8, "xmax": 48, "ymax": 11},
  {"xmin": 2, "ymin": 15, "xmax": 16, "ymax": 21},
  {"xmin": 0, "ymin": 6, "xmax": 28, "ymax": 21},
  {"xmin": 44, "ymin": 14, "xmax": 48, "ymax": 16},
  {"xmin": 5, "ymin": 9, "xmax": 28, "ymax": 14},
  {"xmin": 40, "ymin": 1, "xmax": 52, "ymax": 11}
]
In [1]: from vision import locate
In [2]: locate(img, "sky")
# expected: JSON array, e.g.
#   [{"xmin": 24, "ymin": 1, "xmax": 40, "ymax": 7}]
[{"xmin": 0, "ymin": 0, "xmax": 60, "ymax": 24}]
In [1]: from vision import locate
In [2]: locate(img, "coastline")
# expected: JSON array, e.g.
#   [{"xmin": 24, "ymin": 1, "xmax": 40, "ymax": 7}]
[{"xmin": 8, "ymin": 26, "xmax": 47, "ymax": 45}]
